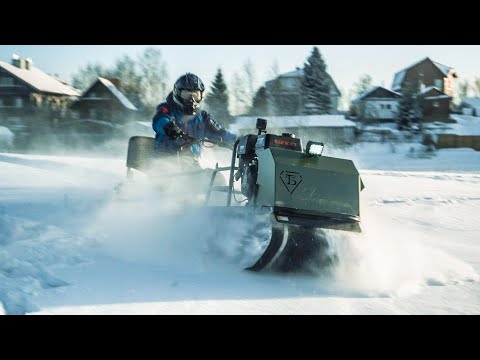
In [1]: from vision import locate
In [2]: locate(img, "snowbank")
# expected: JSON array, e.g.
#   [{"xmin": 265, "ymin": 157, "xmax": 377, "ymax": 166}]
[
  {"xmin": 0, "ymin": 127, "xmax": 14, "ymax": 148},
  {"xmin": 0, "ymin": 213, "xmax": 98, "ymax": 314}
]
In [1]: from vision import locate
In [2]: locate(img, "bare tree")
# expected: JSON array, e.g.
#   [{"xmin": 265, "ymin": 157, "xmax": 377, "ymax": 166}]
[
  {"xmin": 243, "ymin": 58, "xmax": 257, "ymax": 113},
  {"xmin": 456, "ymin": 79, "xmax": 470, "ymax": 105},
  {"xmin": 230, "ymin": 72, "xmax": 249, "ymax": 116},
  {"xmin": 268, "ymin": 59, "xmax": 280, "ymax": 79},
  {"xmin": 472, "ymin": 77, "xmax": 480, "ymax": 97},
  {"xmin": 353, "ymin": 74, "xmax": 373, "ymax": 97},
  {"xmin": 137, "ymin": 47, "xmax": 169, "ymax": 113},
  {"xmin": 71, "ymin": 62, "xmax": 110, "ymax": 91}
]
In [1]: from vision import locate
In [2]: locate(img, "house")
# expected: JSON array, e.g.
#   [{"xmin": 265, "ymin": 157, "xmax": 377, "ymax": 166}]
[
  {"xmin": 392, "ymin": 57, "xmax": 457, "ymax": 122},
  {"xmin": 351, "ymin": 86, "xmax": 402, "ymax": 122},
  {"xmin": 230, "ymin": 115, "xmax": 356, "ymax": 145},
  {"xmin": 0, "ymin": 55, "xmax": 80, "ymax": 143},
  {"xmin": 71, "ymin": 77, "xmax": 138, "ymax": 122},
  {"xmin": 68, "ymin": 77, "xmax": 138, "ymax": 143},
  {"xmin": 264, "ymin": 69, "xmax": 341, "ymax": 116},
  {"xmin": 459, "ymin": 98, "xmax": 480, "ymax": 117},
  {"xmin": 392, "ymin": 57, "xmax": 457, "ymax": 96},
  {"xmin": 419, "ymin": 86, "xmax": 452, "ymax": 122},
  {"xmin": 427, "ymin": 115, "xmax": 480, "ymax": 151}
]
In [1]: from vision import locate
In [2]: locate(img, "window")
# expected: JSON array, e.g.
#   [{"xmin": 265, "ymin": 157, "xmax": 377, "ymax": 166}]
[
  {"xmin": 386, "ymin": 104, "xmax": 391, "ymax": 110},
  {"xmin": 0, "ymin": 77, "xmax": 14, "ymax": 86},
  {"xmin": 433, "ymin": 101, "xmax": 440, "ymax": 108},
  {"xmin": 1, "ymin": 97, "xmax": 15, "ymax": 107},
  {"xmin": 15, "ymin": 98, "xmax": 23, "ymax": 108},
  {"xmin": 434, "ymin": 79, "xmax": 443, "ymax": 89}
]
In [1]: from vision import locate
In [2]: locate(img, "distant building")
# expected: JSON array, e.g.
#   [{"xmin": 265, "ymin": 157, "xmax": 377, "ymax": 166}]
[
  {"xmin": 459, "ymin": 98, "xmax": 480, "ymax": 117},
  {"xmin": 71, "ymin": 77, "xmax": 138, "ymax": 121},
  {"xmin": 392, "ymin": 57, "xmax": 457, "ymax": 96},
  {"xmin": 392, "ymin": 57, "xmax": 457, "ymax": 122},
  {"xmin": 265, "ymin": 69, "xmax": 341, "ymax": 116},
  {"xmin": 351, "ymin": 86, "xmax": 402, "ymax": 122},
  {"xmin": 231, "ymin": 115, "xmax": 356, "ymax": 145},
  {"xmin": 68, "ymin": 77, "xmax": 138, "ymax": 142},
  {"xmin": 0, "ymin": 55, "xmax": 80, "ymax": 142},
  {"xmin": 418, "ymin": 86, "xmax": 452, "ymax": 122},
  {"xmin": 428, "ymin": 114, "xmax": 480, "ymax": 151}
]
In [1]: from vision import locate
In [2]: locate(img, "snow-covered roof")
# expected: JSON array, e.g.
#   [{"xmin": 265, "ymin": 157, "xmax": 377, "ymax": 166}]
[
  {"xmin": 438, "ymin": 115, "xmax": 480, "ymax": 136},
  {"xmin": 352, "ymin": 86, "xmax": 402, "ymax": 104},
  {"xmin": 231, "ymin": 115, "xmax": 356, "ymax": 132},
  {"xmin": 392, "ymin": 57, "xmax": 456, "ymax": 91},
  {"xmin": 266, "ymin": 68, "xmax": 341, "ymax": 95},
  {"xmin": 420, "ymin": 86, "xmax": 441, "ymax": 94},
  {"xmin": 281, "ymin": 69, "xmax": 304, "ymax": 78},
  {"xmin": 462, "ymin": 98, "xmax": 480, "ymax": 108},
  {"xmin": 419, "ymin": 86, "xmax": 451, "ymax": 100},
  {"xmin": 424, "ymin": 95, "xmax": 451, "ymax": 100},
  {"xmin": 95, "ymin": 77, "xmax": 138, "ymax": 111},
  {"xmin": 432, "ymin": 60, "xmax": 455, "ymax": 77},
  {"xmin": 0, "ymin": 61, "xmax": 80, "ymax": 96}
]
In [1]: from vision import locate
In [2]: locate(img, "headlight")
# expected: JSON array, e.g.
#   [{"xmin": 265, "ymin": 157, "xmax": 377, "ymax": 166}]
[{"xmin": 306, "ymin": 141, "xmax": 324, "ymax": 156}]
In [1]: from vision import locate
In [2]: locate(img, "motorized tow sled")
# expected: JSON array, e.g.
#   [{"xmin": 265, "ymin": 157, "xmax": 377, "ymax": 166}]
[{"xmin": 124, "ymin": 118, "xmax": 364, "ymax": 272}]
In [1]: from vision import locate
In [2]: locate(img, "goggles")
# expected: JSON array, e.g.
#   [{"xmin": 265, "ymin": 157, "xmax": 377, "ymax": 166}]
[{"xmin": 179, "ymin": 89, "xmax": 203, "ymax": 102}]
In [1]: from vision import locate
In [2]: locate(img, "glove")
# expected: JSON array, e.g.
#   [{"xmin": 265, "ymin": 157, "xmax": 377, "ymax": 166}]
[
  {"xmin": 202, "ymin": 111, "xmax": 223, "ymax": 133},
  {"xmin": 164, "ymin": 120, "xmax": 184, "ymax": 140}
]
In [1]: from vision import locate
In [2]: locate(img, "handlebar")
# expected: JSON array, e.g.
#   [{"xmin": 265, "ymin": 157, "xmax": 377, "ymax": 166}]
[{"xmin": 179, "ymin": 133, "xmax": 234, "ymax": 151}]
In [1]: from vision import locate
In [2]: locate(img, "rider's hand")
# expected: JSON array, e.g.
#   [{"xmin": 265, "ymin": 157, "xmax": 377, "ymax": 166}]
[{"xmin": 164, "ymin": 120, "xmax": 184, "ymax": 140}]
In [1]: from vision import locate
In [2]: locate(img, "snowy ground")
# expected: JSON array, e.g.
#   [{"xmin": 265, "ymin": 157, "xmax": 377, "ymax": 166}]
[{"xmin": 1, "ymin": 143, "xmax": 480, "ymax": 315}]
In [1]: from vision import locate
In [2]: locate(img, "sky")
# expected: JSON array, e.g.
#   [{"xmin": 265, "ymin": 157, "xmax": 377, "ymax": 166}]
[{"xmin": 1, "ymin": 45, "xmax": 480, "ymax": 97}]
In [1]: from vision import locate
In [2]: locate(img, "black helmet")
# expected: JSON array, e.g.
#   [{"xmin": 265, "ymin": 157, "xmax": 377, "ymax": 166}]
[{"xmin": 173, "ymin": 73, "xmax": 205, "ymax": 115}]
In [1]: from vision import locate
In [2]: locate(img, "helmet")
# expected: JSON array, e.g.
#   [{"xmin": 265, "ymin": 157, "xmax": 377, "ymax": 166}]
[{"xmin": 173, "ymin": 73, "xmax": 206, "ymax": 115}]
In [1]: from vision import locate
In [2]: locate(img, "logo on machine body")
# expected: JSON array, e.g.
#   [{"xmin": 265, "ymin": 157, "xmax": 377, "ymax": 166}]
[
  {"xmin": 274, "ymin": 139, "xmax": 297, "ymax": 147},
  {"xmin": 280, "ymin": 171, "xmax": 302, "ymax": 194}
]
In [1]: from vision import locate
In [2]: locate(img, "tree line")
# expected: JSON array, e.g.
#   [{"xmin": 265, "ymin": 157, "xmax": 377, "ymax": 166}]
[{"xmin": 71, "ymin": 46, "xmax": 338, "ymax": 127}]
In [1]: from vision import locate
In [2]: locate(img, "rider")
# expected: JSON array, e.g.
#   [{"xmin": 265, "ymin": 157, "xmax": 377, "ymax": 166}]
[{"xmin": 152, "ymin": 73, "xmax": 237, "ymax": 161}]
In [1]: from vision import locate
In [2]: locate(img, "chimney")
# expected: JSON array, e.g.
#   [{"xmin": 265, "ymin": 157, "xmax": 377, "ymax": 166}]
[
  {"xmin": 109, "ymin": 78, "xmax": 120, "ymax": 89},
  {"xmin": 11, "ymin": 53, "xmax": 21, "ymax": 68},
  {"xmin": 25, "ymin": 57, "xmax": 33, "ymax": 70},
  {"xmin": 11, "ymin": 54, "xmax": 32, "ymax": 70}
]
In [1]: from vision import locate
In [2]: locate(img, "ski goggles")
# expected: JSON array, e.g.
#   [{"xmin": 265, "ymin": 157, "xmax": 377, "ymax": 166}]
[{"xmin": 179, "ymin": 89, "xmax": 203, "ymax": 102}]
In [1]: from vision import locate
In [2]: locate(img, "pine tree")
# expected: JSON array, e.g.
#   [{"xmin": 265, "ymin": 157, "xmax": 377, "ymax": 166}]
[
  {"xmin": 302, "ymin": 47, "xmax": 331, "ymax": 114},
  {"xmin": 205, "ymin": 68, "xmax": 231, "ymax": 125},
  {"xmin": 251, "ymin": 86, "xmax": 268, "ymax": 115},
  {"xmin": 396, "ymin": 81, "xmax": 420, "ymax": 130}
]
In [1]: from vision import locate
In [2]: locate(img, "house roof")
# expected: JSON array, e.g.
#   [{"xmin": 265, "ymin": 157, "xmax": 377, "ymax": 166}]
[
  {"xmin": 81, "ymin": 77, "xmax": 138, "ymax": 111},
  {"xmin": 352, "ymin": 86, "xmax": 402, "ymax": 104},
  {"xmin": 462, "ymin": 98, "xmax": 480, "ymax": 108},
  {"xmin": 392, "ymin": 57, "xmax": 457, "ymax": 91},
  {"xmin": 266, "ymin": 68, "xmax": 341, "ymax": 96},
  {"xmin": 230, "ymin": 115, "xmax": 356, "ymax": 133},
  {"xmin": 420, "ymin": 86, "xmax": 451, "ymax": 100},
  {"xmin": 0, "ymin": 61, "xmax": 80, "ymax": 96},
  {"xmin": 443, "ymin": 115, "xmax": 480, "ymax": 136}
]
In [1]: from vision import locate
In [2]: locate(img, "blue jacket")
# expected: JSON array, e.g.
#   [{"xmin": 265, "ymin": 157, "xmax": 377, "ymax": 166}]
[{"xmin": 152, "ymin": 93, "xmax": 237, "ymax": 158}]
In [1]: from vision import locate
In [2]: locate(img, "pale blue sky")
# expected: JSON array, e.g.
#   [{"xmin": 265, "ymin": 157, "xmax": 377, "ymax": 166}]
[{"xmin": 1, "ymin": 45, "xmax": 480, "ymax": 97}]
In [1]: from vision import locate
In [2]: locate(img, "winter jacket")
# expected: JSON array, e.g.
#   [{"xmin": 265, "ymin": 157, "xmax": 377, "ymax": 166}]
[{"xmin": 152, "ymin": 92, "xmax": 237, "ymax": 158}]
